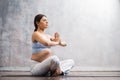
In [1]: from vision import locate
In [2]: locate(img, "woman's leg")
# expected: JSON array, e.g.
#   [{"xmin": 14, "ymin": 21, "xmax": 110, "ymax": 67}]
[
  {"xmin": 51, "ymin": 59, "xmax": 75, "ymax": 76},
  {"xmin": 31, "ymin": 55, "xmax": 60, "ymax": 76},
  {"xmin": 60, "ymin": 59, "xmax": 75, "ymax": 75}
]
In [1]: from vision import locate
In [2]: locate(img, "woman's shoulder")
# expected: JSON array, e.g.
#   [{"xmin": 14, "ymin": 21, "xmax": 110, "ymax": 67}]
[
  {"xmin": 32, "ymin": 31, "xmax": 41, "ymax": 36},
  {"xmin": 33, "ymin": 31, "xmax": 39, "ymax": 34},
  {"xmin": 32, "ymin": 31, "xmax": 46, "ymax": 39},
  {"xmin": 32, "ymin": 31, "xmax": 40, "ymax": 39},
  {"xmin": 32, "ymin": 31, "xmax": 42, "ymax": 42}
]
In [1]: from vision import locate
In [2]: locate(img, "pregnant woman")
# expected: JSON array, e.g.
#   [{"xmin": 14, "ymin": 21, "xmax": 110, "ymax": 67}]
[{"xmin": 31, "ymin": 14, "xmax": 75, "ymax": 76}]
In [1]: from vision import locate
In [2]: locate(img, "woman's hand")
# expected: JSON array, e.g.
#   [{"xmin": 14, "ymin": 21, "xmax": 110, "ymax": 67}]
[
  {"xmin": 50, "ymin": 32, "xmax": 61, "ymax": 42},
  {"xmin": 59, "ymin": 41, "xmax": 67, "ymax": 47},
  {"xmin": 54, "ymin": 32, "xmax": 60, "ymax": 42},
  {"xmin": 54, "ymin": 32, "xmax": 67, "ymax": 46},
  {"xmin": 50, "ymin": 32, "xmax": 67, "ymax": 46}
]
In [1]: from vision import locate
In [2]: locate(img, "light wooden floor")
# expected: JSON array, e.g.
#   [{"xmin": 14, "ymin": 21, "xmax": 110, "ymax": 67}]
[{"xmin": 0, "ymin": 71, "xmax": 120, "ymax": 80}]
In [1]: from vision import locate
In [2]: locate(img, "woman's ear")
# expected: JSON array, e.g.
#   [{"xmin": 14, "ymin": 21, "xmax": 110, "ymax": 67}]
[{"xmin": 36, "ymin": 21, "xmax": 40, "ymax": 26}]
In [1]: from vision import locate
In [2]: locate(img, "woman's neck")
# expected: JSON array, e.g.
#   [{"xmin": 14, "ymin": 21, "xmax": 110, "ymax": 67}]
[{"xmin": 37, "ymin": 28, "xmax": 44, "ymax": 33}]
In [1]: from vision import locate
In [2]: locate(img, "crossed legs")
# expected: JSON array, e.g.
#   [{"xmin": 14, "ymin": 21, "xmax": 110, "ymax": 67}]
[{"xmin": 31, "ymin": 54, "xmax": 75, "ymax": 76}]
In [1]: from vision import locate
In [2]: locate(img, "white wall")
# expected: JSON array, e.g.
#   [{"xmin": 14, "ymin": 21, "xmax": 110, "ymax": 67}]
[{"xmin": 0, "ymin": 0, "xmax": 120, "ymax": 71}]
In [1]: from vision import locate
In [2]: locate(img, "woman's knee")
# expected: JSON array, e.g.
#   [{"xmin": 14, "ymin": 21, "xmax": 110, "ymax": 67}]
[
  {"xmin": 49, "ymin": 55, "xmax": 60, "ymax": 71},
  {"xmin": 51, "ymin": 55, "xmax": 60, "ymax": 64},
  {"xmin": 61, "ymin": 59, "xmax": 75, "ymax": 66},
  {"xmin": 67, "ymin": 59, "xmax": 75, "ymax": 66}
]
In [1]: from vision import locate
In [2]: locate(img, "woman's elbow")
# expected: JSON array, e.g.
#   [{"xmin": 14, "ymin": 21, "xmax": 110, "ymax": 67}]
[{"xmin": 44, "ymin": 42, "xmax": 51, "ymax": 46}]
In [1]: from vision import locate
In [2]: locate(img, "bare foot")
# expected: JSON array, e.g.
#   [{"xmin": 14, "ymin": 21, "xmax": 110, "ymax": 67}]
[{"xmin": 51, "ymin": 68, "xmax": 62, "ymax": 76}]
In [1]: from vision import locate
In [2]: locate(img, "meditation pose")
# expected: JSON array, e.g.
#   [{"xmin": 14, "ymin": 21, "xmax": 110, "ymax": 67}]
[{"xmin": 31, "ymin": 14, "xmax": 75, "ymax": 76}]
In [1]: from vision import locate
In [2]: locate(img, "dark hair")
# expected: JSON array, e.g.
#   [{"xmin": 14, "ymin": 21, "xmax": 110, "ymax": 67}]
[{"xmin": 34, "ymin": 14, "xmax": 46, "ymax": 31}]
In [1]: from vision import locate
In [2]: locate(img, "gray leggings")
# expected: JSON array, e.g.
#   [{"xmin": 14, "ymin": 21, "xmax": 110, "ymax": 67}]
[{"xmin": 31, "ymin": 55, "xmax": 75, "ymax": 76}]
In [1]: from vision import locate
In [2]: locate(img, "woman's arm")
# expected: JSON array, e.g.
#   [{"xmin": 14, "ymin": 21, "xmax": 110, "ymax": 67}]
[
  {"xmin": 33, "ymin": 32, "xmax": 59, "ymax": 46},
  {"xmin": 48, "ymin": 32, "xmax": 67, "ymax": 47}
]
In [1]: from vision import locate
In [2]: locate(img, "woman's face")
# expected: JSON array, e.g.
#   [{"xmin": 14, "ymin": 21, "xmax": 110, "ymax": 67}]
[{"xmin": 37, "ymin": 16, "xmax": 48, "ymax": 29}]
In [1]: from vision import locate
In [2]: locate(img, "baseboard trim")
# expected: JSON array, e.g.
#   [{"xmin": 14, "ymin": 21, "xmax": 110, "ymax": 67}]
[
  {"xmin": 0, "ymin": 66, "xmax": 120, "ymax": 71},
  {"xmin": 71, "ymin": 66, "xmax": 120, "ymax": 71},
  {"xmin": 0, "ymin": 67, "xmax": 30, "ymax": 71}
]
